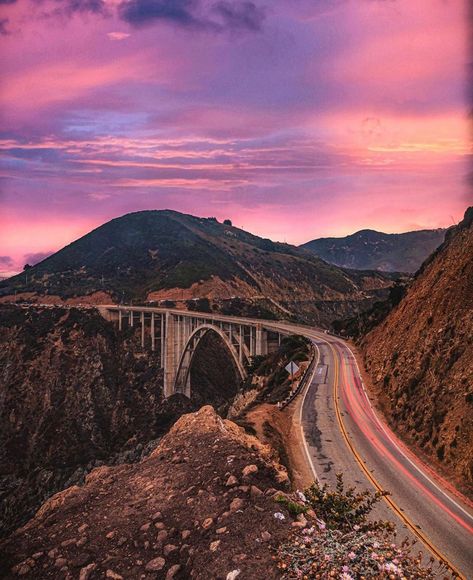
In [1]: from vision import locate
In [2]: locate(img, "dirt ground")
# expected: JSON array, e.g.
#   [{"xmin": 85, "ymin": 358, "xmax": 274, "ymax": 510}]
[{"xmin": 244, "ymin": 401, "xmax": 314, "ymax": 492}]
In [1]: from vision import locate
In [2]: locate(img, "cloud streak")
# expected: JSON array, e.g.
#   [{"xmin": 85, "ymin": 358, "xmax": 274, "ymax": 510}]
[{"xmin": 0, "ymin": 0, "xmax": 469, "ymax": 274}]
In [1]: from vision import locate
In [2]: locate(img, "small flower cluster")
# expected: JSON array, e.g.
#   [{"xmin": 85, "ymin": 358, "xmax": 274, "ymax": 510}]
[
  {"xmin": 277, "ymin": 475, "xmax": 452, "ymax": 579},
  {"xmin": 277, "ymin": 524, "xmax": 443, "ymax": 578}
]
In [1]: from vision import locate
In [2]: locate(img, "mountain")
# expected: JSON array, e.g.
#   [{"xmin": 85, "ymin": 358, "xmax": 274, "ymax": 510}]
[
  {"xmin": 0, "ymin": 210, "xmax": 395, "ymax": 326},
  {"xmin": 362, "ymin": 208, "xmax": 473, "ymax": 491},
  {"xmin": 301, "ymin": 228, "xmax": 446, "ymax": 273}
]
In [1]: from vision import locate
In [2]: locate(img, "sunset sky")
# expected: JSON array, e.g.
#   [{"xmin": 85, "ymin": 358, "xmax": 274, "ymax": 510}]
[{"xmin": 0, "ymin": 0, "xmax": 471, "ymax": 276}]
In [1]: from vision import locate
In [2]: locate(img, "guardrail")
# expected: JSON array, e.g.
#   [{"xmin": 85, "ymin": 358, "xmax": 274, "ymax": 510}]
[{"xmin": 278, "ymin": 345, "xmax": 318, "ymax": 410}]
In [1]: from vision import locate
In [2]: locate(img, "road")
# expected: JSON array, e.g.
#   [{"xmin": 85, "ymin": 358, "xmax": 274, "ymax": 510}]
[
  {"xmin": 274, "ymin": 324, "xmax": 473, "ymax": 579},
  {"xmin": 93, "ymin": 304, "xmax": 473, "ymax": 577}
]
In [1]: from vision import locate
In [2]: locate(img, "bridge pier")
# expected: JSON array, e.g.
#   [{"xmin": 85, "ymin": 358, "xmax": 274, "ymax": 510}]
[{"xmin": 101, "ymin": 306, "xmax": 290, "ymax": 399}]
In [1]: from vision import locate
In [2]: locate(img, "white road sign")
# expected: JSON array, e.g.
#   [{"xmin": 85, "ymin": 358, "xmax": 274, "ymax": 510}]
[{"xmin": 285, "ymin": 361, "xmax": 300, "ymax": 376}]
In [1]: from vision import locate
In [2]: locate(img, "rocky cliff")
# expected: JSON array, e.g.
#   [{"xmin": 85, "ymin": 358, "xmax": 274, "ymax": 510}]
[
  {"xmin": 0, "ymin": 406, "xmax": 295, "ymax": 580},
  {"xmin": 362, "ymin": 208, "xmax": 473, "ymax": 490},
  {"xmin": 0, "ymin": 305, "xmax": 240, "ymax": 538}
]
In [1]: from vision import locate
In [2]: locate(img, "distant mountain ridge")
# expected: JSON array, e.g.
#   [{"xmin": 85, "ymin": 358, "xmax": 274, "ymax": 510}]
[
  {"xmin": 0, "ymin": 209, "xmax": 395, "ymax": 326},
  {"xmin": 301, "ymin": 228, "xmax": 446, "ymax": 273}
]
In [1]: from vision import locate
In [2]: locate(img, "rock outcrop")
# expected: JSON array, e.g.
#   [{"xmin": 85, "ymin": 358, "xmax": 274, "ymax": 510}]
[
  {"xmin": 362, "ymin": 208, "xmax": 473, "ymax": 491},
  {"xmin": 0, "ymin": 406, "xmax": 295, "ymax": 579}
]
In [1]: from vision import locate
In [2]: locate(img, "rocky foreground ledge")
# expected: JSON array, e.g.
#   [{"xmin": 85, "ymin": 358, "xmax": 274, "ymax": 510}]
[{"xmin": 0, "ymin": 406, "xmax": 308, "ymax": 579}]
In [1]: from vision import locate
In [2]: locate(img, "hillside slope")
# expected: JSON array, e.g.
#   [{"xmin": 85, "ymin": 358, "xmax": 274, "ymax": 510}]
[
  {"xmin": 362, "ymin": 208, "xmax": 473, "ymax": 489},
  {"xmin": 0, "ymin": 210, "xmax": 394, "ymax": 326},
  {"xmin": 0, "ymin": 406, "xmax": 293, "ymax": 580},
  {"xmin": 302, "ymin": 228, "xmax": 445, "ymax": 273}
]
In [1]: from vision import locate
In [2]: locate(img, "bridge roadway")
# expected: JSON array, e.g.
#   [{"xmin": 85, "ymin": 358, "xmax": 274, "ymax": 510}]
[{"xmin": 102, "ymin": 306, "xmax": 473, "ymax": 577}]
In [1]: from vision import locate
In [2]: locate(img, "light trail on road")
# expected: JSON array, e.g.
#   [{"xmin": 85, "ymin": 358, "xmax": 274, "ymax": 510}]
[{"xmin": 298, "ymin": 331, "xmax": 473, "ymax": 579}]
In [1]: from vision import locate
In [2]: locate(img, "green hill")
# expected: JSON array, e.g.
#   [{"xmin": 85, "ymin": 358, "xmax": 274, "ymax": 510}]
[{"xmin": 0, "ymin": 210, "xmax": 395, "ymax": 325}]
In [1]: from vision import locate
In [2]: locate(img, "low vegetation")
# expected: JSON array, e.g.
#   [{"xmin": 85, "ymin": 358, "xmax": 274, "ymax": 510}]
[{"xmin": 277, "ymin": 475, "xmax": 450, "ymax": 579}]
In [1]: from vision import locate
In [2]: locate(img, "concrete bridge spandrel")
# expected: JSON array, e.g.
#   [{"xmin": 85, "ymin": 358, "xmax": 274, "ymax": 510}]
[{"xmin": 99, "ymin": 306, "xmax": 291, "ymax": 398}]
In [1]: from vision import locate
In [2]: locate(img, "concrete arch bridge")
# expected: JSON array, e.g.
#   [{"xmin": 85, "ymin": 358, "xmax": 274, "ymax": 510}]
[{"xmin": 99, "ymin": 306, "xmax": 294, "ymax": 398}]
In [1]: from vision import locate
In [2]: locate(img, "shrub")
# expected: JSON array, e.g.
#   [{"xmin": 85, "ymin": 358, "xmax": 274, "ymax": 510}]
[
  {"xmin": 304, "ymin": 473, "xmax": 390, "ymax": 533},
  {"xmin": 275, "ymin": 495, "xmax": 308, "ymax": 516},
  {"xmin": 277, "ymin": 475, "xmax": 449, "ymax": 579}
]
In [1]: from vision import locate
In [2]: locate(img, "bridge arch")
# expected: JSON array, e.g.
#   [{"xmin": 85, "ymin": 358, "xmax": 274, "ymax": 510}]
[{"xmin": 174, "ymin": 323, "xmax": 247, "ymax": 397}]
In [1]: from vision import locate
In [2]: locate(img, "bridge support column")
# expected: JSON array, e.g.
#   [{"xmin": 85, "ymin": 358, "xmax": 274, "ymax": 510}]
[
  {"xmin": 164, "ymin": 312, "xmax": 178, "ymax": 398},
  {"xmin": 256, "ymin": 324, "xmax": 268, "ymax": 356},
  {"xmin": 160, "ymin": 314, "xmax": 164, "ymax": 369},
  {"xmin": 151, "ymin": 313, "xmax": 155, "ymax": 351},
  {"xmin": 140, "ymin": 312, "xmax": 145, "ymax": 347}
]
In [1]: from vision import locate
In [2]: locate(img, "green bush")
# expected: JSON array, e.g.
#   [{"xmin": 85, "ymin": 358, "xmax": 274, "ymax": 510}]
[
  {"xmin": 275, "ymin": 495, "xmax": 308, "ymax": 516},
  {"xmin": 277, "ymin": 475, "xmax": 449, "ymax": 579}
]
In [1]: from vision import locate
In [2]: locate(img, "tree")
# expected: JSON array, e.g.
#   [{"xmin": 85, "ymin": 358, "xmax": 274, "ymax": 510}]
[{"xmin": 223, "ymin": 219, "xmax": 232, "ymax": 226}]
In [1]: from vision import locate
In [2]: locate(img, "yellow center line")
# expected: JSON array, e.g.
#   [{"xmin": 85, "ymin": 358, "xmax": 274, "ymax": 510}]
[{"xmin": 327, "ymin": 340, "xmax": 464, "ymax": 580}]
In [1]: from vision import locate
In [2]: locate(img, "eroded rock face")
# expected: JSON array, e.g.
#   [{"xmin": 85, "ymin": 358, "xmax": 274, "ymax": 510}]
[
  {"xmin": 362, "ymin": 208, "xmax": 473, "ymax": 491},
  {"xmin": 0, "ymin": 305, "xmax": 194, "ymax": 537},
  {"xmin": 0, "ymin": 406, "xmax": 293, "ymax": 580}
]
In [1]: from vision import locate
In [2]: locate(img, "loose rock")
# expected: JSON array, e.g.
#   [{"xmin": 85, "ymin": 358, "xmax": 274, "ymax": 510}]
[
  {"xmin": 229, "ymin": 498, "xmax": 245, "ymax": 512},
  {"xmin": 242, "ymin": 464, "xmax": 258, "ymax": 477},
  {"xmin": 163, "ymin": 544, "xmax": 178, "ymax": 556},
  {"xmin": 166, "ymin": 564, "xmax": 181, "ymax": 579},
  {"xmin": 79, "ymin": 563, "xmax": 96, "ymax": 580},
  {"xmin": 145, "ymin": 557, "xmax": 166, "ymax": 572},
  {"xmin": 202, "ymin": 517, "xmax": 213, "ymax": 529},
  {"xmin": 225, "ymin": 475, "xmax": 238, "ymax": 487},
  {"xmin": 105, "ymin": 570, "xmax": 123, "ymax": 579}
]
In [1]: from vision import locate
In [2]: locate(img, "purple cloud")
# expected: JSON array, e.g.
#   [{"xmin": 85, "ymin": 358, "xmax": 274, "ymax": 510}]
[
  {"xmin": 118, "ymin": 0, "xmax": 265, "ymax": 32},
  {"xmin": 0, "ymin": 255, "xmax": 13, "ymax": 267}
]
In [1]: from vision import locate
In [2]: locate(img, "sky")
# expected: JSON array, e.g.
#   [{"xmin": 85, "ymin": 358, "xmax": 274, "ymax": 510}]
[{"xmin": 0, "ymin": 0, "xmax": 471, "ymax": 276}]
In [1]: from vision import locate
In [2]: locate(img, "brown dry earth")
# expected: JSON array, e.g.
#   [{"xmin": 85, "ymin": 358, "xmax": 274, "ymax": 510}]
[
  {"xmin": 362, "ymin": 207, "xmax": 473, "ymax": 493},
  {"xmin": 0, "ymin": 406, "xmax": 311, "ymax": 580},
  {"xmin": 243, "ymin": 403, "xmax": 314, "ymax": 492}
]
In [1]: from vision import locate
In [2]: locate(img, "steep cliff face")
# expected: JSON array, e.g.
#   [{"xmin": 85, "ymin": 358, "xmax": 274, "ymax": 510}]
[
  {"xmin": 362, "ymin": 208, "xmax": 473, "ymax": 490},
  {"xmin": 0, "ymin": 305, "xmax": 241, "ymax": 538},
  {"xmin": 0, "ymin": 406, "xmax": 293, "ymax": 580}
]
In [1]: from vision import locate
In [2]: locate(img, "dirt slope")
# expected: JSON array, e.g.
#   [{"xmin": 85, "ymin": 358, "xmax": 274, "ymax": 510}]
[
  {"xmin": 362, "ymin": 208, "xmax": 473, "ymax": 490},
  {"xmin": 0, "ymin": 406, "xmax": 295, "ymax": 580}
]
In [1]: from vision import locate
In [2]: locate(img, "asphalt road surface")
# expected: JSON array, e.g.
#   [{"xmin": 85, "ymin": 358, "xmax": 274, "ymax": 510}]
[{"xmin": 290, "ymin": 327, "xmax": 473, "ymax": 579}]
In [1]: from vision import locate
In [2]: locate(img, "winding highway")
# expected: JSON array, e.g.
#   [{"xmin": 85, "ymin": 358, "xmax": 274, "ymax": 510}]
[
  {"xmin": 94, "ymin": 304, "xmax": 473, "ymax": 577},
  {"xmin": 277, "ymin": 325, "xmax": 473, "ymax": 579}
]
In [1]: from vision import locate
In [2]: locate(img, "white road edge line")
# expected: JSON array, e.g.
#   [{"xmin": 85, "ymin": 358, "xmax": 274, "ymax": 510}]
[
  {"xmin": 332, "ymin": 335, "xmax": 473, "ymax": 525},
  {"xmin": 298, "ymin": 341, "xmax": 320, "ymax": 484}
]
